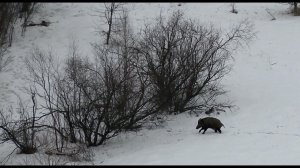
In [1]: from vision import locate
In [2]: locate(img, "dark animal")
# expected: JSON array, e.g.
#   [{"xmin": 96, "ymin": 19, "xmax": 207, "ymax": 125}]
[
  {"xmin": 26, "ymin": 20, "xmax": 50, "ymax": 27},
  {"xmin": 196, "ymin": 117, "xmax": 224, "ymax": 134}
]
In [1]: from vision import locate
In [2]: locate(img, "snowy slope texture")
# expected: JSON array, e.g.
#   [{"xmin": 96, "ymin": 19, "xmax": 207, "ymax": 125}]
[{"xmin": 1, "ymin": 3, "xmax": 300, "ymax": 165}]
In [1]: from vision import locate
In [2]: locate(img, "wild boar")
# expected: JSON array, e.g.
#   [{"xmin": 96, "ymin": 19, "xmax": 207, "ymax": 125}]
[{"xmin": 196, "ymin": 117, "xmax": 224, "ymax": 134}]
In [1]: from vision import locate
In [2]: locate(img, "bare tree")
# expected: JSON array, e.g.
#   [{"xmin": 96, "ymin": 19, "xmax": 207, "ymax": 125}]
[
  {"xmin": 24, "ymin": 47, "xmax": 75, "ymax": 156},
  {"xmin": 0, "ymin": 3, "xmax": 20, "ymax": 46},
  {"xmin": 230, "ymin": 3, "xmax": 238, "ymax": 14},
  {"xmin": 19, "ymin": 9, "xmax": 254, "ymax": 151},
  {"xmin": 24, "ymin": 39, "xmax": 151, "ymax": 147},
  {"xmin": 20, "ymin": 3, "xmax": 39, "ymax": 36},
  {"xmin": 92, "ymin": 9, "xmax": 162, "ymax": 131},
  {"xmin": 70, "ymin": 10, "xmax": 156, "ymax": 145},
  {"xmin": 105, "ymin": 3, "xmax": 124, "ymax": 45},
  {"xmin": 136, "ymin": 11, "xmax": 255, "ymax": 114},
  {"xmin": 24, "ymin": 46, "xmax": 78, "ymax": 145},
  {"xmin": 93, "ymin": 3, "xmax": 124, "ymax": 45},
  {"xmin": 0, "ymin": 3, "xmax": 41, "ymax": 72},
  {"xmin": 47, "ymin": 10, "xmax": 160, "ymax": 146},
  {"xmin": 0, "ymin": 3, "xmax": 21, "ymax": 72}
]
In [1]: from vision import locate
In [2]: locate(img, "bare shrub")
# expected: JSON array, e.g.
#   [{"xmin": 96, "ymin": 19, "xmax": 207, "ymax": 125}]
[
  {"xmin": 0, "ymin": 3, "xmax": 41, "ymax": 72},
  {"xmin": 0, "ymin": 92, "xmax": 38, "ymax": 154},
  {"xmin": 66, "ymin": 143, "xmax": 95, "ymax": 162},
  {"xmin": 24, "ymin": 39, "xmax": 152, "ymax": 147},
  {"xmin": 35, "ymin": 130, "xmax": 53, "ymax": 151},
  {"xmin": 20, "ymin": 9, "xmax": 254, "ymax": 152},
  {"xmin": 20, "ymin": 3, "xmax": 40, "ymax": 36},
  {"xmin": 37, "ymin": 130, "xmax": 94, "ymax": 162},
  {"xmin": 92, "ymin": 8, "xmax": 162, "ymax": 132},
  {"xmin": 24, "ymin": 44, "xmax": 106, "ymax": 147},
  {"xmin": 24, "ymin": 47, "xmax": 73, "ymax": 151},
  {"xmin": 0, "ymin": 3, "xmax": 20, "ymax": 47},
  {"xmin": 136, "ymin": 10, "xmax": 255, "ymax": 114},
  {"xmin": 0, "ymin": 3, "xmax": 20, "ymax": 72},
  {"xmin": 22, "ymin": 153, "xmax": 69, "ymax": 165}
]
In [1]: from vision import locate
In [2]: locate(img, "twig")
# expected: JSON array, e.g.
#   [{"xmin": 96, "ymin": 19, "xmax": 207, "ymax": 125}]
[{"xmin": 265, "ymin": 8, "xmax": 276, "ymax": 20}]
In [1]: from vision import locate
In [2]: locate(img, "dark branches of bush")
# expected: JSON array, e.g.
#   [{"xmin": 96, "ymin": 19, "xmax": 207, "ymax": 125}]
[{"xmin": 136, "ymin": 11, "xmax": 254, "ymax": 114}]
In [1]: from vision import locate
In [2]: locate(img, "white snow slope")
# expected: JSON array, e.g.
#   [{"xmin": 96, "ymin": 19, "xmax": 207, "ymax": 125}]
[{"xmin": 1, "ymin": 2, "xmax": 300, "ymax": 165}]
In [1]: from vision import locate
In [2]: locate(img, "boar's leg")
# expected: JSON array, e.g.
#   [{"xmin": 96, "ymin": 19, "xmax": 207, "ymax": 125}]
[
  {"xmin": 199, "ymin": 128, "xmax": 204, "ymax": 133},
  {"xmin": 214, "ymin": 129, "xmax": 217, "ymax": 133},
  {"xmin": 202, "ymin": 128, "xmax": 208, "ymax": 134},
  {"xmin": 217, "ymin": 128, "xmax": 222, "ymax": 133}
]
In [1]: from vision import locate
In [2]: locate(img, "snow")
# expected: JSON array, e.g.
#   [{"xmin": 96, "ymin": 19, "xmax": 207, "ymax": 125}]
[{"xmin": 1, "ymin": 2, "xmax": 300, "ymax": 165}]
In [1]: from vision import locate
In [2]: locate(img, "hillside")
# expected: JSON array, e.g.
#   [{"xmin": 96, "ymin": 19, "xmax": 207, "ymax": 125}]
[{"xmin": 1, "ymin": 3, "xmax": 300, "ymax": 165}]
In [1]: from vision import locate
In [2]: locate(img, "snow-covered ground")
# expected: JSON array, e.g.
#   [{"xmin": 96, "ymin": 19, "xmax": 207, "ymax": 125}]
[{"xmin": 1, "ymin": 3, "xmax": 300, "ymax": 165}]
